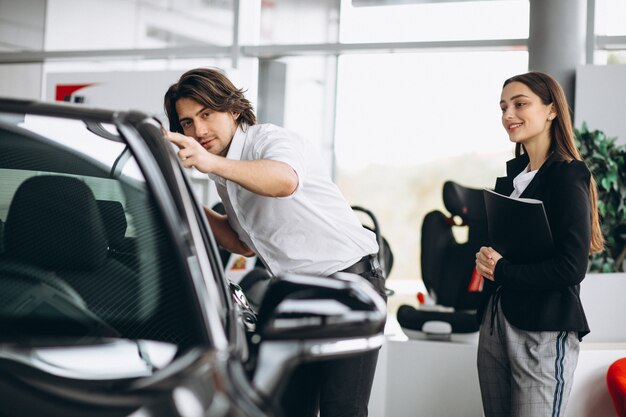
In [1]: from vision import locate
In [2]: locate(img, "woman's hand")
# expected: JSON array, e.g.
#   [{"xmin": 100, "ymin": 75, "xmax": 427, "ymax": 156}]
[{"xmin": 475, "ymin": 246, "xmax": 503, "ymax": 281}]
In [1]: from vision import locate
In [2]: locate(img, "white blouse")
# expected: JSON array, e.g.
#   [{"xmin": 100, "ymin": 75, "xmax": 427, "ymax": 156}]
[{"xmin": 510, "ymin": 164, "xmax": 538, "ymax": 199}]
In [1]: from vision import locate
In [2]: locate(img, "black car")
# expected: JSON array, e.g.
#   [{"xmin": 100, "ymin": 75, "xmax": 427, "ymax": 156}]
[{"xmin": 0, "ymin": 98, "xmax": 386, "ymax": 417}]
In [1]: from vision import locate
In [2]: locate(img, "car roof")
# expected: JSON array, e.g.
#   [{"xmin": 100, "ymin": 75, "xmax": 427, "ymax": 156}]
[{"xmin": 0, "ymin": 97, "xmax": 123, "ymax": 124}]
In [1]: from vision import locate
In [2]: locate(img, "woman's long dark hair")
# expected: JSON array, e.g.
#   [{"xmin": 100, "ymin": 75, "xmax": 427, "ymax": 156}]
[
  {"xmin": 164, "ymin": 67, "xmax": 256, "ymax": 134},
  {"xmin": 504, "ymin": 71, "xmax": 604, "ymax": 254}
]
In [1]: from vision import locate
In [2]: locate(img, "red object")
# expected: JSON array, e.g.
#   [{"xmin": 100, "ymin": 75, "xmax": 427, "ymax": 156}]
[
  {"xmin": 467, "ymin": 266, "xmax": 484, "ymax": 292},
  {"xmin": 55, "ymin": 84, "xmax": 94, "ymax": 102},
  {"xmin": 416, "ymin": 292, "xmax": 426, "ymax": 304},
  {"xmin": 608, "ymin": 357, "xmax": 626, "ymax": 417}
]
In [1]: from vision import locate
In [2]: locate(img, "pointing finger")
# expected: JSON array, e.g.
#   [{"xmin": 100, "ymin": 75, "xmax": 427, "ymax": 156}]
[{"xmin": 165, "ymin": 131, "xmax": 189, "ymax": 148}]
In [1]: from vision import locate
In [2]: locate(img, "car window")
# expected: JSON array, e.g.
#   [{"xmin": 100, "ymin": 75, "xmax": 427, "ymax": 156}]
[{"xmin": 0, "ymin": 115, "xmax": 205, "ymax": 351}]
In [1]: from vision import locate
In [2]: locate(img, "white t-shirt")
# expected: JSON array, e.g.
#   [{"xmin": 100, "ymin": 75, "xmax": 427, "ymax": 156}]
[
  {"xmin": 208, "ymin": 124, "xmax": 379, "ymax": 277},
  {"xmin": 510, "ymin": 164, "xmax": 538, "ymax": 199}
]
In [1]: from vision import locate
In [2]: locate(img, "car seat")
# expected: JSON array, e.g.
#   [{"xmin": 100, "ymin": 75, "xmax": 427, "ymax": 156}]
[
  {"xmin": 351, "ymin": 206, "xmax": 394, "ymax": 279},
  {"xmin": 396, "ymin": 180, "xmax": 489, "ymax": 341},
  {"xmin": 0, "ymin": 218, "xmax": 4, "ymax": 255},
  {"xmin": 351, "ymin": 205, "xmax": 394, "ymax": 296},
  {"xmin": 3, "ymin": 175, "xmax": 140, "ymax": 326},
  {"xmin": 96, "ymin": 199, "xmax": 138, "ymax": 270}
]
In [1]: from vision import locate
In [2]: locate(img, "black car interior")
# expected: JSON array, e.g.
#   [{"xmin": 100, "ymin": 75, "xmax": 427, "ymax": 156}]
[
  {"xmin": 96, "ymin": 199, "xmax": 138, "ymax": 271},
  {"xmin": 4, "ymin": 175, "xmax": 140, "ymax": 324},
  {"xmin": 0, "ymin": 121, "xmax": 204, "ymax": 349}
]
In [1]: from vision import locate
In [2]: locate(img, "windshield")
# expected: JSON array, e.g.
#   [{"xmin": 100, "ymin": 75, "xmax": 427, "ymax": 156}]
[
  {"xmin": 0, "ymin": 114, "xmax": 203, "ymax": 351},
  {"xmin": 19, "ymin": 115, "xmax": 144, "ymax": 181}
]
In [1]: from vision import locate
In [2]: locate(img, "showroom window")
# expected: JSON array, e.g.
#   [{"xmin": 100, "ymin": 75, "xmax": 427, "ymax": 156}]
[
  {"xmin": 594, "ymin": 0, "xmax": 626, "ymax": 64},
  {"xmin": 340, "ymin": 0, "xmax": 528, "ymax": 42},
  {"xmin": 16, "ymin": 0, "xmax": 626, "ymax": 298},
  {"xmin": 43, "ymin": 0, "xmax": 236, "ymax": 51},
  {"xmin": 333, "ymin": 1, "xmax": 528, "ymax": 296}
]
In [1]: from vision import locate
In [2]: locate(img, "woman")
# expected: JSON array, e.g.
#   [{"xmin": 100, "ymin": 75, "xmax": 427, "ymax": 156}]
[{"xmin": 475, "ymin": 71, "xmax": 604, "ymax": 417}]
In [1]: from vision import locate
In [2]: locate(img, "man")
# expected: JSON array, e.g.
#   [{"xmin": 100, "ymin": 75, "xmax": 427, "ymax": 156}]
[{"xmin": 163, "ymin": 67, "xmax": 386, "ymax": 417}]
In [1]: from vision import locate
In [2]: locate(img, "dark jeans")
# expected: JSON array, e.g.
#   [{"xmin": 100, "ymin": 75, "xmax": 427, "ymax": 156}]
[{"xmin": 280, "ymin": 263, "xmax": 387, "ymax": 417}]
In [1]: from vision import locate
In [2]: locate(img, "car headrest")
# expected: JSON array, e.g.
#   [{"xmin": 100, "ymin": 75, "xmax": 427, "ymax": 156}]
[
  {"xmin": 96, "ymin": 200, "xmax": 127, "ymax": 247},
  {"xmin": 442, "ymin": 181, "xmax": 487, "ymax": 224},
  {"xmin": 0, "ymin": 218, "xmax": 4, "ymax": 254},
  {"xmin": 4, "ymin": 175, "xmax": 108, "ymax": 271}
]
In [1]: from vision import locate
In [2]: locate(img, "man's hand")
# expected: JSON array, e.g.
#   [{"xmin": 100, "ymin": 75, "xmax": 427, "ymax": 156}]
[
  {"xmin": 165, "ymin": 130, "xmax": 218, "ymax": 173},
  {"xmin": 475, "ymin": 246, "xmax": 503, "ymax": 282},
  {"xmin": 164, "ymin": 130, "xmax": 298, "ymax": 198}
]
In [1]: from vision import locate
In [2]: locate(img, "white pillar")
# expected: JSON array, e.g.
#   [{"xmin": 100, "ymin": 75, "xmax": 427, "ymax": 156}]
[{"xmin": 529, "ymin": 0, "xmax": 587, "ymax": 111}]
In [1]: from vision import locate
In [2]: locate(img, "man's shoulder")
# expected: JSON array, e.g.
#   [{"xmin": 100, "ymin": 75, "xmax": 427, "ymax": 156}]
[
  {"xmin": 248, "ymin": 123, "xmax": 287, "ymax": 135},
  {"xmin": 246, "ymin": 123, "xmax": 300, "ymax": 144}
]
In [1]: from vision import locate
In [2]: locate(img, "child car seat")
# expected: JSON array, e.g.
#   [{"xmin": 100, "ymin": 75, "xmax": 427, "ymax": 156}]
[
  {"xmin": 396, "ymin": 180, "xmax": 489, "ymax": 341},
  {"xmin": 351, "ymin": 206, "xmax": 394, "ymax": 279},
  {"xmin": 351, "ymin": 205, "xmax": 394, "ymax": 296}
]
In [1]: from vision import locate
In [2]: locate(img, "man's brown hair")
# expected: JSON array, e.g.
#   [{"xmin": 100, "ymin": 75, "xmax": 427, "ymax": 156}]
[{"xmin": 164, "ymin": 67, "xmax": 256, "ymax": 133}]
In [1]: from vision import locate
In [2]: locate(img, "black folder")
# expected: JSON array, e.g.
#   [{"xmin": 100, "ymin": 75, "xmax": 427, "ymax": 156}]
[{"xmin": 483, "ymin": 188, "xmax": 554, "ymax": 264}]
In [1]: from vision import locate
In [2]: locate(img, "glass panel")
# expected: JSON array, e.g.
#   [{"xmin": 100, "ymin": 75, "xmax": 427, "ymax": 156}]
[
  {"xmin": 260, "ymin": 0, "xmax": 339, "ymax": 44},
  {"xmin": 593, "ymin": 50, "xmax": 626, "ymax": 66},
  {"xmin": 595, "ymin": 0, "xmax": 626, "ymax": 36},
  {"xmin": 335, "ymin": 51, "xmax": 528, "ymax": 291},
  {"xmin": 44, "ymin": 0, "xmax": 235, "ymax": 51},
  {"xmin": 258, "ymin": 55, "xmax": 337, "ymax": 169},
  {"xmin": 607, "ymin": 50, "xmax": 626, "ymax": 64},
  {"xmin": 340, "ymin": 0, "xmax": 529, "ymax": 43},
  {"xmin": 0, "ymin": 115, "xmax": 203, "ymax": 349},
  {"xmin": 0, "ymin": 0, "xmax": 46, "ymax": 52}
]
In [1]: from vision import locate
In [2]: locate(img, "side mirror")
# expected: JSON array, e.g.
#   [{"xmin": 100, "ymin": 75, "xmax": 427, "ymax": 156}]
[{"xmin": 251, "ymin": 272, "xmax": 386, "ymax": 397}]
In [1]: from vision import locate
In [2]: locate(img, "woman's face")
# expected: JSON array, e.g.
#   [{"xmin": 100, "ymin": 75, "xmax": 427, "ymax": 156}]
[{"xmin": 500, "ymin": 81, "xmax": 555, "ymax": 147}]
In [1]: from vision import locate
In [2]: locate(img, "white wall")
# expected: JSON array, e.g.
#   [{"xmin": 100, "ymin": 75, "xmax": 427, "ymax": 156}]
[
  {"xmin": 0, "ymin": 0, "xmax": 46, "ymax": 99},
  {"xmin": 580, "ymin": 273, "xmax": 626, "ymax": 343},
  {"xmin": 0, "ymin": 64, "xmax": 44, "ymax": 99},
  {"xmin": 370, "ymin": 273, "xmax": 626, "ymax": 417},
  {"xmin": 575, "ymin": 65, "xmax": 626, "ymax": 145},
  {"xmin": 45, "ymin": 70, "xmax": 181, "ymax": 121}
]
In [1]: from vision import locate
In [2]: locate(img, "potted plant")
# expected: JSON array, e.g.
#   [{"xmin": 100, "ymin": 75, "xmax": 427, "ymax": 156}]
[{"xmin": 575, "ymin": 123, "xmax": 626, "ymax": 272}]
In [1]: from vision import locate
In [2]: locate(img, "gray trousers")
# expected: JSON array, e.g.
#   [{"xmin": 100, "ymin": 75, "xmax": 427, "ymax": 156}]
[{"xmin": 477, "ymin": 295, "xmax": 580, "ymax": 417}]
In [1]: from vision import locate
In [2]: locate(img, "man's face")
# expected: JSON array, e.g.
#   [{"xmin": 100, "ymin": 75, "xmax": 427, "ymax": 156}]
[{"xmin": 175, "ymin": 97, "xmax": 239, "ymax": 157}]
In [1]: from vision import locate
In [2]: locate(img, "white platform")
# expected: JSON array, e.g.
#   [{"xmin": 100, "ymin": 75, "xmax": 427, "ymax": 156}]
[{"xmin": 369, "ymin": 273, "xmax": 626, "ymax": 417}]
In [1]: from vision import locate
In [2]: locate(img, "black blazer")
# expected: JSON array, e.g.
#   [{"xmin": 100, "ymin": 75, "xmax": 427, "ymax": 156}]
[{"xmin": 477, "ymin": 152, "xmax": 592, "ymax": 339}]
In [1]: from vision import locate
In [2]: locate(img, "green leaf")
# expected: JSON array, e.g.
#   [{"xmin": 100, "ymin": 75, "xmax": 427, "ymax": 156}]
[
  {"xmin": 577, "ymin": 122, "xmax": 626, "ymax": 273},
  {"xmin": 598, "ymin": 200, "xmax": 606, "ymax": 217}
]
